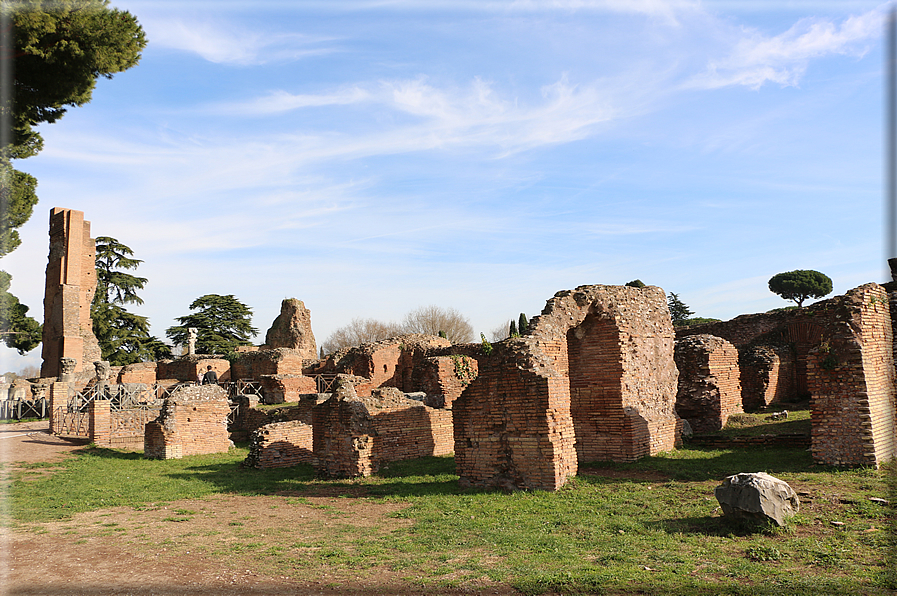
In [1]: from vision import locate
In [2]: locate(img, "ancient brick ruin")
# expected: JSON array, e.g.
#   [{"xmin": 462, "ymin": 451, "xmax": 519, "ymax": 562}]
[
  {"xmin": 144, "ymin": 385, "xmax": 232, "ymax": 459},
  {"xmin": 40, "ymin": 208, "xmax": 101, "ymax": 378},
  {"xmin": 738, "ymin": 345, "xmax": 794, "ymax": 411},
  {"xmin": 312, "ymin": 379, "xmax": 453, "ymax": 477},
  {"xmin": 263, "ymin": 298, "xmax": 317, "ymax": 359},
  {"xmin": 674, "ymin": 334, "xmax": 742, "ymax": 433},
  {"xmin": 454, "ymin": 285, "xmax": 680, "ymax": 491},
  {"xmin": 244, "ymin": 421, "xmax": 314, "ymax": 469},
  {"xmin": 34, "ymin": 208, "xmax": 897, "ymax": 479},
  {"xmin": 682, "ymin": 283, "xmax": 897, "ymax": 467}
]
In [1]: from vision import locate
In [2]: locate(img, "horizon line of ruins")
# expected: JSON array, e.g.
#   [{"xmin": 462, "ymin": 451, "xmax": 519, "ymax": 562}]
[{"xmin": 26, "ymin": 207, "xmax": 897, "ymax": 490}]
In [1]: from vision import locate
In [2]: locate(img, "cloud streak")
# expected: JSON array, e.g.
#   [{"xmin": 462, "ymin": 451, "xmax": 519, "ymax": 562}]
[
  {"xmin": 143, "ymin": 16, "xmax": 337, "ymax": 65},
  {"xmin": 687, "ymin": 4, "xmax": 885, "ymax": 89}
]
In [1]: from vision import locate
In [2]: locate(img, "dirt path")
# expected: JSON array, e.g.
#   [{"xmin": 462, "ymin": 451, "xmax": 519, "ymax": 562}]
[{"xmin": 0, "ymin": 422, "xmax": 516, "ymax": 596}]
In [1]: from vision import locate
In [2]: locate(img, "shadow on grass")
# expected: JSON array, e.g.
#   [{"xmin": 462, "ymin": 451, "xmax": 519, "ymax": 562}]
[
  {"xmin": 71, "ymin": 445, "xmax": 820, "ymax": 500},
  {"xmin": 156, "ymin": 454, "xmax": 465, "ymax": 500},
  {"xmin": 710, "ymin": 417, "xmax": 811, "ymax": 438},
  {"xmin": 581, "ymin": 445, "xmax": 818, "ymax": 482}
]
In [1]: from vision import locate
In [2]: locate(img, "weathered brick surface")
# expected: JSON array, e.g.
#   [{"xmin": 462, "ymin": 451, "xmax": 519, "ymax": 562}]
[
  {"xmin": 117, "ymin": 362, "xmax": 158, "ymax": 385},
  {"xmin": 231, "ymin": 349, "xmax": 308, "ymax": 379},
  {"xmin": 232, "ymin": 394, "xmax": 328, "ymax": 435},
  {"xmin": 455, "ymin": 284, "xmax": 679, "ymax": 491},
  {"xmin": 313, "ymin": 380, "xmax": 453, "ymax": 478},
  {"xmin": 263, "ymin": 298, "xmax": 317, "ymax": 360},
  {"xmin": 144, "ymin": 385, "xmax": 232, "ymax": 459},
  {"xmin": 40, "ymin": 208, "xmax": 101, "ymax": 378},
  {"xmin": 313, "ymin": 335, "xmax": 453, "ymax": 396},
  {"xmin": 739, "ymin": 345, "xmax": 795, "ymax": 411},
  {"xmin": 257, "ymin": 374, "xmax": 317, "ymax": 403},
  {"xmin": 417, "ymin": 355, "xmax": 478, "ymax": 408},
  {"xmin": 674, "ymin": 335, "xmax": 742, "ymax": 433},
  {"xmin": 244, "ymin": 421, "xmax": 315, "ymax": 468},
  {"xmin": 157, "ymin": 357, "xmax": 230, "ymax": 383},
  {"xmin": 804, "ymin": 285, "xmax": 896, "ymax": 466}
]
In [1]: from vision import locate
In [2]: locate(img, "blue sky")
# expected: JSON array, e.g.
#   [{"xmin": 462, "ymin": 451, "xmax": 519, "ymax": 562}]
[{"xmin": 1, "ymin": 0, "xmax": 891, "ymax": 372}]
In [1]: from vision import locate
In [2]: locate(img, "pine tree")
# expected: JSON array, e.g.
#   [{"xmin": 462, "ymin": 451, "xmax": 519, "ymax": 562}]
[
  {"xmin": 509, "ymin": 320, "xmax": 518, "ymax": 337},
  {"xmin": 1, "ymin": 1, "xmax": 146, "ymax": 346},
  {"xmin": 91, "ymin": 237, "xmax": 170, "ymax": 365},
  {"xmin": 667, "ymin": 293, "xmax": 694, "ymax": 327},
  {"xmin": 166, "ymin": 295, "xmax": 258, "ymax": 355}
]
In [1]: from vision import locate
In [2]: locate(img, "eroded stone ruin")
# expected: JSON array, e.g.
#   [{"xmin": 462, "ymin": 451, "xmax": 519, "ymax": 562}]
[
  {"xmin": 40, "ymin": 208, "xmax": 101, "ymax": 379},
  {"xmin": 454, "ymin": 285, "xmax": 680, "ymax": 490},
  {"xmin": 35, "ymin": 207, "xmax": 897, "ymax": 487}
]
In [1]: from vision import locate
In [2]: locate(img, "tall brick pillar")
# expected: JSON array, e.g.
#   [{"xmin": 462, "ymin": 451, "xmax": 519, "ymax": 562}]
[
  {"xmin": 40, "ymin": 208, "xmax": 101, "ymax": 378},
  {"xmin": 89, "ymin": 399, "xmax": 111, "ymax": 447}
]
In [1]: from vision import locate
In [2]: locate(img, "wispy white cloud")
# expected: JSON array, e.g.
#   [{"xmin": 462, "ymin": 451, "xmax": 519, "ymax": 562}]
[
  {"xmin": 687, "ymin": 4, "xmax": 885, "ymax": 90},
  {"xmin": 212, "ymin": 88, "xmax": 371, "ymax": 115},
  {"xmin": 143, "ymin": 16, "xmax": 336, "ymax": 65}
]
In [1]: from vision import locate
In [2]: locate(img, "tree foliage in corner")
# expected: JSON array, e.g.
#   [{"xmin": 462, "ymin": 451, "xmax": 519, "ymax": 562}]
[
  {"xmin": 91, "ymin": 237, "xmax": 169, "ymax": 365},
  {"xmin": 0, "ymin": 271, "xmax": 40, "ymax": 353},
  {"xmin": 1, "ymin": 1, "xmax": 145, "ymax": 350},
  {"xmin": 667, "ymin": 292, "xmax": 694, "ymax": 327},
  {"xmin": 166, "ymin": 295, "xmax": 258, "ymax": 355},
  {"xmin": 768, "ymin": 270, "xmax": 833, "ymax": 308}
]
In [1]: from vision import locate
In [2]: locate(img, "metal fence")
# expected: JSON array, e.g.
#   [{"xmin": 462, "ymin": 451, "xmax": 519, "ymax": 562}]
[{"xmin": 0, "ymin": 398, "xmax": 48, "ymax": 421}]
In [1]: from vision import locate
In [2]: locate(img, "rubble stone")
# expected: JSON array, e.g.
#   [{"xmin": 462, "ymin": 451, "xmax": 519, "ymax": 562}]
[{"xmin": 715, "ymin": 472, "xmax": 799, "ymax": 527}]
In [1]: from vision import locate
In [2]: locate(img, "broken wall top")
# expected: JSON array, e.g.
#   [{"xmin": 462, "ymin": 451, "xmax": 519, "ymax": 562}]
[
  {"xmin": 529, "ymin": 284, "xmax": 673, "ymax": 342},
  {"xmin": 680, "ymin": 283, "xmax": 884, "ymax": 349},
  {"xmin": 264, "ymin": 298, "xmax": 317, "ymax": 359}
]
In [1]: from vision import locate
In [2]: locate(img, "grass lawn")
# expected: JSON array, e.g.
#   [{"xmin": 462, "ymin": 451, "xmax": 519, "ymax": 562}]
[{"xmin": 4, "ymin": 439, "xmax": 894, "ymax": 595}]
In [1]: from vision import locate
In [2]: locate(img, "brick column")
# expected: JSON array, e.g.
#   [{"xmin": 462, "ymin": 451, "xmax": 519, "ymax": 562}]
[
  {"xmin": 89, "ymin": 399, "xmax": 111, "ymax": 447},
  {"xmin": 48, "ymin": 381, "xmax": 69, "ymax": 434}
]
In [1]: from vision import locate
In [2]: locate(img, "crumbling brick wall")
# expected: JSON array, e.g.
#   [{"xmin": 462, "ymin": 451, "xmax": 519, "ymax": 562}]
[
  {"xmin": 314, "ymin": 335, "xmax": 452, "ymax": 396},
  {"xmin": 312, "ymin": 380, "xmax": 453, "ymax": 478},
  {"xmin": 257, "ymin": 374, "xmax": 317, "ymax": 404},
  {"xmin": 40, "ymin": 208, "xmax": 101, "ymax": 379},
  {"xmin": 144, "ymin": 385, "xmax": 232, "ymax": 459},
  {"xmin": 157, "ymin": 357, "xmax": 230, "ymax": 383},
  {"xmin": 117, "ymin": 362, "xmax": 157, "ymax": 385},
  {"xmin": 417, "ymin": 355, "xmax": 478, "ymax": 408},
  {"xmin": 807, "ymin": 284, "xmax": 897, "ymax": 466},
  {"xmin": 244, "ymin": 421, "xmax": 314, "ymax": 469},
  {"xmin": 454, "ymin": 284, "xmax": 680, "ymax": 491},
  {"xmin": 739, "ymin": 345, "xmax": 795, "ymax": 411},
  {"xmin": 230, "ymin": 348, "xmax": 307, "ymax": 379},
  {"xmin": 674, "ymin": 335, "xmax": 742, "ymax": 433}
]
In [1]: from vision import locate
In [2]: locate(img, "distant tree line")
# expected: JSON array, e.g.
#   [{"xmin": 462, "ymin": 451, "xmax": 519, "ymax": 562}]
[{"xmin": 321, "ymin": 306, "xmax": 474, "ymax": 354}]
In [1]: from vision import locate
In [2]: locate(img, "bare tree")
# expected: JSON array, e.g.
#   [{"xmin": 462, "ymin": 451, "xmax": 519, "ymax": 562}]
[
  {"xmin": 402, "ymin": 305, "xmax": 474, "ymax": 344},
  {"xmin": 321, "ymin": 318, "xmax": 404, "ymax": 354},
  {"xmin": 490, "ymin": 322, "xmax": 511, "ymax": 342}
]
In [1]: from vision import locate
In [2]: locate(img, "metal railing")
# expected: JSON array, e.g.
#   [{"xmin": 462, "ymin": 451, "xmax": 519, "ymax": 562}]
[{"xmin": 0, "ymin": 398, "xmax": 48, "ymax": 420}]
